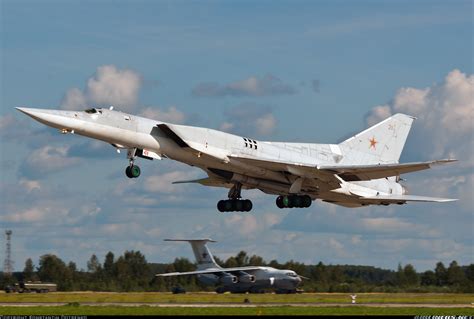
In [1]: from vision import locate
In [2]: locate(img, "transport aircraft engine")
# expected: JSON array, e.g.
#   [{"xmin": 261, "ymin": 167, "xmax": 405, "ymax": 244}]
[
  {"xmin": 238, "ymin": 274, "xmax": 256, "ymax": 283},
  {"xmin": 219, "ymin": 274, "xmax": 239, "ymax": 285}
]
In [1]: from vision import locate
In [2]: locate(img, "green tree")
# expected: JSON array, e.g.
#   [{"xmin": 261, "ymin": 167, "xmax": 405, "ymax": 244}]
[
  {"xmin": 268, "ymin": 259, "xmax": 281, "ymax": 268},
  {"xmin": 403, "ymin": 264, "xmax": 419, "ymax": 286},
  {"xmin": 115, "ymin": 250, "xmax": 150, "ymax": 291},
  {"xmin": 23, "ymin": 258, "xmax": 36, "ymax": 281},
  {"xmin": 235, "ymin": 251, "xmax": 249, "ymax": 266},
  {"xmin": 465, "ymin": 264, "xmax": 474, "ymax": 282},
  {"xmin": 224, "ymin": 257, "xmax": 238, "ymax": 268},
  {"xmin": 213, "ymin": 256, "xmax": 225, "ymax": 266},
  {"xmin": 421, "ymin": 270, "xmax": 436, "ymax": 286},
  {"xmin": 37, "ymin": 254, "xmax": 71, "ymax": 290},
  {"xmin": 396, "ymin": 263, "xmax": 407, "ymax": 287},
  {"xmin": 103, "ymin": 251, "xmax": 115, "ymax": 278},
  {"xmin": 87, "ymin": 254, "xmax": 102, "ymax": 274},
  {"xmin": 447, "ymin": 260, "xmax": 466, "ymax": 286},
  {"xmin": 248, "ymin": 255, "xmax": 265, "ymax": 266},
  {"xmin": 435, "ymin": 262, "xmax": 448, "ymax": 286}
]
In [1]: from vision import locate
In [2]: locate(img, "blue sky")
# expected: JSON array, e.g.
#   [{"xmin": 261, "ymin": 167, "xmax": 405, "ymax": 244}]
[{"xmin": 1, "ymin": 0, "xmax": 472, "ymax": 272}]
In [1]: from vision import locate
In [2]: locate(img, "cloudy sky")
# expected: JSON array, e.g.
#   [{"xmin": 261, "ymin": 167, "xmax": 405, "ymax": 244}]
[{"xmin": 1, "ymin": 0, "xmax": 472, "ymax": 272}]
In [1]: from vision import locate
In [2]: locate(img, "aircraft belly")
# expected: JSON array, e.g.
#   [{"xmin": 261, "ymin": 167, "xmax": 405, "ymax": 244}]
[{"xmin": 70, "ymin": 121, "xmax": 162, "ymax": 152}]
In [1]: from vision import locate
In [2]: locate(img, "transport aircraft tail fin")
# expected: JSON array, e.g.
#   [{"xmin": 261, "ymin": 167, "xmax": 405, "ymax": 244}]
[{"xmin": 164, "ymin": 239, "xmax": 220, "ymax": 270}]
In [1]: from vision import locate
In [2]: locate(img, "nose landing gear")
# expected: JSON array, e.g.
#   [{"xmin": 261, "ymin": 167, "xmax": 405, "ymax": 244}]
[
  {"xmin": 125, "ymin": 148, "xmax": 141, "ymax": 179},
  {"xmin": 217, "ymin": 183, "xmax": 253, "ymax": 212},
  {"xmin": 125, "ymin": 164, "xmax": 141, "ymax": 178}
]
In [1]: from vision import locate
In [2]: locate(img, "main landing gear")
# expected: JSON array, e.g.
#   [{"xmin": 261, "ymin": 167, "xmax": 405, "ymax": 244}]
[
  {"xmin": 125, "ymin": 148, "xmax": 141, "ymax": 179},
  {"xmin": 276, "ymin": 195, "xmax": 312, "ymax": 209},
  {"xmin": 217, "ymin": 183, "xmax": 253, "ymax": 213}
]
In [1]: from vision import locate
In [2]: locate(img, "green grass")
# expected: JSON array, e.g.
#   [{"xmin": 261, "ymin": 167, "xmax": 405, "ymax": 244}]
[
  {"xmin": 1, "ymin": 292, "xmax": 473, "ymax": 304},
  {"xmin": 0, "ymin": 306, "xmax": 473, "ymax": 316}
]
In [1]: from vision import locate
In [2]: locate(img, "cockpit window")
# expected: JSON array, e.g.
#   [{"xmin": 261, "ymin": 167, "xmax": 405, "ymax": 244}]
[
  {"xmin": 84, "ymin": 108, "xmax": 97, "ymax": 114},
  {"xmin": 286, "ymin": 272, "xmax": 297, "ymax": 277}
]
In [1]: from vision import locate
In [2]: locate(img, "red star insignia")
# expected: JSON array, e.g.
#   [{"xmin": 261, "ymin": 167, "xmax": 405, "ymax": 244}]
[{"xmin": 369, "ymin": 137, "xmax": 377, "ymax": 149}]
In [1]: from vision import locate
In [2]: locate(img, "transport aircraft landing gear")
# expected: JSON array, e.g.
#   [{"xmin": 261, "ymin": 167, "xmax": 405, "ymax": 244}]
[
  {"xmin": 215, "ymin": 287, "xmax": 227, "ymax": 294},
  {"xmin": 217, "ymin": 183, "xmax": 253, "ymax": 212},
  {"xmin": 276, "ymin": 195, "xmax": 312, "ymax": 209},
  {"xmin": 125, "ymin": 148, "xmax": 141, "ymax": 179}
]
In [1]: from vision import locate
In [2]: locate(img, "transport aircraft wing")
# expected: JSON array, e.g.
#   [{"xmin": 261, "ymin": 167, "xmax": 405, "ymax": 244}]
[{"xmin": 156, "ymin": 266, "xmax": 263, "ymax": 277}]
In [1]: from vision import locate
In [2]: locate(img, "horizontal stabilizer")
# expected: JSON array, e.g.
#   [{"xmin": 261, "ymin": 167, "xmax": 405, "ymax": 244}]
[
  {"xmin": 360, "ymin": 194, "xmax": 457, "ymax": 204},
  {"xmin": 172, "ymin": 178, "xmax": 213, "ymax": 185},
  {"xmin": 172, "ymin": 177, "xmax": 233, "ymax": 188},
  {"xmin": 319, "ymin": 159, "xmax": 457, "ymax": 181}
]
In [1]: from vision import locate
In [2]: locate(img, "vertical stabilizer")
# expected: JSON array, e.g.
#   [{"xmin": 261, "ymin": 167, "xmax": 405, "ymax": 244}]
[
  {"xmin": 339, "ymin": 113, "xmax": 415, "ymax": 164},
  {"xmin": 164, "ymin": 239, "xmax": 220, "ymax": 270}
]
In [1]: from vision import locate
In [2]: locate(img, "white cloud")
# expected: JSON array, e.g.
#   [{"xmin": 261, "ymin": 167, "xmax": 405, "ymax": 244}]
[
  {"xmin": 219, "ymin": 122, "xmax": 234, "ymax": 132},
  {"xmin": 143, "ymin": 170, "xmax": 197, "ymax": 194},
  {"xmin": 192, "ymin": 74, "xmax": 296, "ymax": 97},
  {"xmin": 220, "ymin": 103, "xmax": 278, "ymax": 137},
  {"xmin": 139, "ymin": 106, "xmax": 186, "ymax": 124},
  {"xmin": 365, "ymin": 105, "xmax": 392, "ymax": 126},
  {"xmin": 19, "ymin": 179, "xmax": 41, "ymax": 192},
  {"xmin": 2, "ymin": 207, "xmax": 47, "ymax": 223},
  {"xmin": 61, "ymin": 88, "xmax": 87, "ymax": 110},
  {"xmin": 366, "ymin": 69, "xmax": 473, "ymax": 160},
  {"xmin": 61, "ymin": 65, "xmax": 141, "ymax": 112},
  {"xmin": 365, "ymin": 69, "xmax": 473, "ymax": 210},
  {"xmin": 255, "ymin": 113, "xmax": 277, "ymax": 136},
  {"xmin": 21, "ymin": 145, "xmax": 80, "ymax": 177},
  {"xmin": 0, "ymin": 114, "xmax": 16, "ymax": 131}
]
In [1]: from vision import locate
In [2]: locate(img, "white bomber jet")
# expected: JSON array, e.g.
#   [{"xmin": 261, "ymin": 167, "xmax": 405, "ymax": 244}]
[
  {"xmin": 17, "ymin": 107, "xmax": 456, "ymax": 212},
  {"xmin": 157, "ymin": 239, "xmax": 304, "ymax": 294}
]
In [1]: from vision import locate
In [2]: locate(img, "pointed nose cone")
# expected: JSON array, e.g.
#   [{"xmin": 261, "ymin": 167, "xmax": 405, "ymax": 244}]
[
  {"xmin": 16, "ymin": 107, "xmax": 37, "ymax": 116},
  {"xmin": 16, "ymin": 107, "xmax": 54, "ymax": 119},
  {"xmin": 16, "ymin": 107, "xmax": 75, "ymax": 130}
]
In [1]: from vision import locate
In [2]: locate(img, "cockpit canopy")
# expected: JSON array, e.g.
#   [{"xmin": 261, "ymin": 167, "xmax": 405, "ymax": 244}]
[
  {"xmin": 84, "ymin": 108, "xmax": 102, "ymax": 114},
  {"xmin": 286, "ymin": 272, "xmax": 298, "ymax": 277}
]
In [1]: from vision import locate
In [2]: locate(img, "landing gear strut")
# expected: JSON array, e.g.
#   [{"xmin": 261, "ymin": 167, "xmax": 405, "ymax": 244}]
[
  {"xmin": 125, "ymin": 148, "xmax": 141, "ymax": 179},
  {"xmin": 276, "ymin": 195, "xmax": 312, "ymax": 209},
  {"xmin": 217, "ymin": 183, "xmax": 253, "ymax": 212}
]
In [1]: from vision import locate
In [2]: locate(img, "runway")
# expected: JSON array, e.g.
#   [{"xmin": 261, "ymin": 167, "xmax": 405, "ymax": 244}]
[{"xmin": 0, "ymin": 302, "xmax": 472, "ymax": 308}]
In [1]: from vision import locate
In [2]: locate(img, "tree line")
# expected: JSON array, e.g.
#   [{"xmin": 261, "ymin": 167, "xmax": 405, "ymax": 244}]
[{"xmin": 1, "ymin": 250, "xmax": 473, "ymax": 293}]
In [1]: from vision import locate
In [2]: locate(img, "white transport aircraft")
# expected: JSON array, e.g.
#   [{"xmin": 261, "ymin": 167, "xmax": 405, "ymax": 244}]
[
  {"xmin": 17, "ymin": 107, "xmax": 456, "ymax": 212},
  {"xmin": 157, "ymin": 239, "xmax": 304, "ymax": 294}
]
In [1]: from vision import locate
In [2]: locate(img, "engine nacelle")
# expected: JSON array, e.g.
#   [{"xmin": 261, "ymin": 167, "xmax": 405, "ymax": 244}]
[
  {"xmin": 239, "ymin": 274, "xmax": 256, "ymax": 283},
  {"xmin": 219, "ymin": 275, "xmax": 238, "ymax": 285}
]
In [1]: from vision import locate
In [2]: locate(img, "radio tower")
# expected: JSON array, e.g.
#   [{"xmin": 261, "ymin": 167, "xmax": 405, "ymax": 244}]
[{"xmin": 3, "ymin": 230, "xmax": 13, "ymax": 277}]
